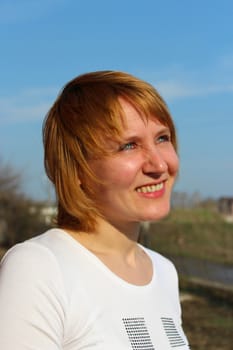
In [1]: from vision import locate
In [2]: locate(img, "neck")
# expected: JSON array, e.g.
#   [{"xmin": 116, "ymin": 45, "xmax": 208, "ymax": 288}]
[{"xmin": 67, "ymin": 217, "xmax": 141, "ymax": 257}]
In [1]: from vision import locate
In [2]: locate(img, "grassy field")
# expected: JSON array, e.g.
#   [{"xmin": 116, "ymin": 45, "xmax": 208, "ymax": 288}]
[{"xmin": 144, "ymin": 207, "xmax": 233, "ymax": 265}]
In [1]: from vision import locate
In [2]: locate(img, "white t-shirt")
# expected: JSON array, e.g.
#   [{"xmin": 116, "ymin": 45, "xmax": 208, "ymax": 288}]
[{"xmin": 0, "ymin": 228, "xmax": 190, "ymax": 349}]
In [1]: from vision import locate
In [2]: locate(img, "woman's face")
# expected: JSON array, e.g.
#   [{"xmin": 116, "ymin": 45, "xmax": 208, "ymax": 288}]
[{"xmin": 86, "ymin": 98, "xmax": 179, "ymax": 226}]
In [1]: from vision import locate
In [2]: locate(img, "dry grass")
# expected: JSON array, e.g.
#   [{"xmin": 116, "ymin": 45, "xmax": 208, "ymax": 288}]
[
  {"xmin": 181, "ymin": 295, "xmax": 233, "ymax": 350},
  {"xmin": 0, "ymin": 247, "xmax": 6, "ymax": 260}
]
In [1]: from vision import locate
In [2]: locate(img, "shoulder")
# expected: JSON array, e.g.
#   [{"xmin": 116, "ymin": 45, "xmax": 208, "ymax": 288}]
[
  {"xmin": 143, "ymin": 246, "xmax": 176, "ymax": 269},
  {"xmin": 1, "ymin": 228, "xmax": 72, "ymax": 265},
  {"xmin": 0, "ymin": 228, "xmax": 90, "ymax": 295},
  {"xmin": 0, "ymin": 230, "xmax": 68, "ymax": 319},
  {"xmin": 0, "ymin": 231, "xmax": 67, "ymax": 347},
  {"xmin": 1, "ymin": 231, "xmax": 58, "ymax": 269},
  {"xmin": 0, "ymin": 229, "xmax": 67, "ymax": 290},
  {"xmin": 141, "ymin": 246, "xmax": 179, "ymax": 283}
]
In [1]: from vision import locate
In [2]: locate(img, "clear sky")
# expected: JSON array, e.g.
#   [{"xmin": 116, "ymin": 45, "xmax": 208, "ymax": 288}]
[{"xmin": 0, "ymin": 0, "xmax": 232, "ymax": 201}]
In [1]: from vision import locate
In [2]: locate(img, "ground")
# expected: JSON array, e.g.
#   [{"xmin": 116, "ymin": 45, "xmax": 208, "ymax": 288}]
[{"xmin": 181, "ymin": 293, "xmax": 233, "ymax": 350}]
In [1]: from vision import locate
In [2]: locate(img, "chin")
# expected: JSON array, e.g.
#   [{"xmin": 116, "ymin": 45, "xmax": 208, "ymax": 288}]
[{"xmin": 142, "ymin": 203, "xmax": 171, "ymax": 222}]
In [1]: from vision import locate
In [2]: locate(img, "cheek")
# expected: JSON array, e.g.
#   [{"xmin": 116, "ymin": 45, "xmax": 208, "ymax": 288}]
[
  {"xmin": 169, "ymin": 151, "xmax": 179, "ymax": 176},
  {"xmin": 108, "ymin": 159, "xmax": 142, "ymax": 186},
  {"xmin": 93, "ymin": 157, "xmax": 142, "ymax": 189}
]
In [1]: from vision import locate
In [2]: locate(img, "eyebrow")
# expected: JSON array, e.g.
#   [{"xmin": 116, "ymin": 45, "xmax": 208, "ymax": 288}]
[
  {"xmin": 156, "ymin": 126, "xmax": 171, "ymax": 135},
  {"xmin": 121, "ymin": 125, "xmax": 171, "ymax": 140}
]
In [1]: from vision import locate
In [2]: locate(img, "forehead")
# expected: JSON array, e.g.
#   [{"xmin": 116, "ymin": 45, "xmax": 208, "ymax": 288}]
[{"xmin": 118, "ymin": 96, "xmax": 167, "ymax": 131}]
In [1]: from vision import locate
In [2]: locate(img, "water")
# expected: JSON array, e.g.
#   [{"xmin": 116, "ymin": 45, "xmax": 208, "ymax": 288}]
[{"xmin": 168, "ymin": 255, "xmax": 233, "ymax": 287}]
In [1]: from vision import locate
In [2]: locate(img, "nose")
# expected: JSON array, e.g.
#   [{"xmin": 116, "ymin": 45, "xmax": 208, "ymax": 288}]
[{"xmin": 142, "ymin": 146, "xmax": 168, "ymax": 174}]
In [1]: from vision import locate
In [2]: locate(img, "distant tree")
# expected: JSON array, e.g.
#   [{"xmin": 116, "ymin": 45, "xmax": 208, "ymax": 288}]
[
  {"xmin": 0, "ymin": 161, "xmax": 21, "ymax": 195},
  {"xmin": 200, "ymin": 197, "xmax": 218, "ymax": 210},
  {"xmin": 172, "ymin": 191, "xmax": 206, "ymax": 209},
  {"xmin": 190, "ymin": 191, "xmax": 202, "ymax": 207},
  {"xmin": 0, "ymin": 159, "xmax": 50, "ymax": 247},
  {"xmin": 171, "ymin": 191, "xmax": 189, "ymax": 208}
]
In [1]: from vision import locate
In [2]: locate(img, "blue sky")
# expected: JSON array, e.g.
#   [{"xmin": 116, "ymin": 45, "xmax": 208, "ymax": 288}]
[{"xmin": 0, "ymin": 0, "xmax": 233, "ymax": 200}]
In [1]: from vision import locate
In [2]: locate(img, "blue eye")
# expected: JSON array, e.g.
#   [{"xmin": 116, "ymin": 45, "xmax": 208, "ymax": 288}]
[
  {"xmin": 157, "ymin": 134, "xmax": 171, "ymax": 143},
  {"xmin": 119, "ymin": 142, "xmax": 137, "ymax": 151}
]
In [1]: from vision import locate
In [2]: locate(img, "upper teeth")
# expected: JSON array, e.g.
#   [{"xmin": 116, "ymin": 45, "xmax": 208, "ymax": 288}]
[{"xmin": 136, "ymin": 183, "xmax": 163, "ymax": 193}]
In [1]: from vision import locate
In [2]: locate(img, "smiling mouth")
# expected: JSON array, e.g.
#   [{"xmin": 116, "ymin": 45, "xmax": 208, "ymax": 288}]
[{"xmin": 136, "ymin": 183, "xmax": 164, "ymax": 193}]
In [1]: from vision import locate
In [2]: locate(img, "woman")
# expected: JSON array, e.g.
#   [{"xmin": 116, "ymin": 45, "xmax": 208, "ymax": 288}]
[{"xmin": 0, "ymin": 71, "xmax": 190, "ymax": 349}]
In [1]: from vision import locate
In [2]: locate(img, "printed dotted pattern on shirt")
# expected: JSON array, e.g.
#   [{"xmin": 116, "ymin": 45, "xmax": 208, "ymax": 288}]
[
  {"xmin": 161, "ymin": 317, "xmax": 187, "ymax": 348},
  {"xmin": 122, "ymin": 317, "xmax": 155, "ymax": 350}
]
